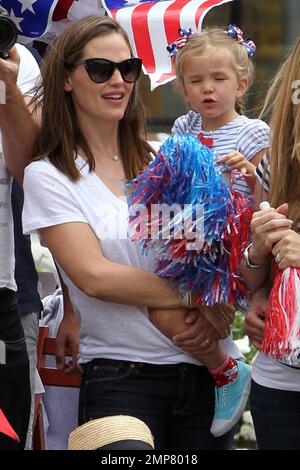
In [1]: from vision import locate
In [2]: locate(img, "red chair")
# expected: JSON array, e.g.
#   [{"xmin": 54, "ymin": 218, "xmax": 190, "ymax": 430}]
[{"xmin": 32, "ymin": 325, "xmax": 81, "ymax": 450}]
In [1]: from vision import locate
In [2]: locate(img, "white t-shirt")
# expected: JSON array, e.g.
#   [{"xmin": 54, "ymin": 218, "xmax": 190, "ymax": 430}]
[
  {"xmin": 22, "ymin": 155, "xmax": 243, "ymax": 365},
  {"xmin": 0, "ymin": 43, "xmax": 41, "ymax": 290},
  {"xmin": 172, "ymin": 112, "xmax": 270, "ymax": 196}
]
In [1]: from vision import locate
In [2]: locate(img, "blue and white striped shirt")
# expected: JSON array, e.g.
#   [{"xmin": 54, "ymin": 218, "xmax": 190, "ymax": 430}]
[
  {"xmin": 256, "ymin": 153, "xmax": 270, "ymax": 193},
  {"xmin": 172, "ymin": 111, "xmax": 270, "ymax": 196}
]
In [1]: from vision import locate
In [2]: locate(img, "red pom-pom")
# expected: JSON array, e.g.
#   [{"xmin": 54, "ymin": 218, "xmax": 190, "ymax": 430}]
[{"xmin": 262, "ymin": 264, "xmax": 300, "ymax": 364}]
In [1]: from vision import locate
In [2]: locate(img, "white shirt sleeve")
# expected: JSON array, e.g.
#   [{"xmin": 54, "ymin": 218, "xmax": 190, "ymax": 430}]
[
  {"xmin": 172, "ymin": 110, "xmax": 202, "ymax": 136},
  {"xmin": 172, "ymin": 114, "xmax": 189, "ymax": 135},
  {"xmin": 22, "ymin": 161, "xmax": 88, "ymax": 235},
  {"xmin": 16, "ymin": 43, "xmax": 41, "ymax": 96},
  {"xmin": 237, "ymin": 119, "xmax": 270, "ymax": 160}
]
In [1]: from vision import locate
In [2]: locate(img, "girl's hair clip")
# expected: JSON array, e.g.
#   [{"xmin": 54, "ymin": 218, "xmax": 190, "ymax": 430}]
[
  {"xmin": 166, "ymin": 28, "xmax": 194, "ymax": 57},
  {"xmin": 227, "ymin": 24, "xmax": 256, "ymax": 57}
]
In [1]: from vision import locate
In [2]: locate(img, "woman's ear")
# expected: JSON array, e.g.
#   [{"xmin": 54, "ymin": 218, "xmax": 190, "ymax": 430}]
[
  {"xmin": 64, "ymin": 74, "xmax": 73, "ymax": 92},
  {"xmin": 237, "ymin": 76, "xmax": 249, "ymax": 98}
]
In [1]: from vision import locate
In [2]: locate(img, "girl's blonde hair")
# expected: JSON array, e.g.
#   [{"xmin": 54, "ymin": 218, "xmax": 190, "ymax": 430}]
[
  {"xmin": 33, "ymin": 15, "xmax": 152, "ymax": 181},
  {"xmin": 260, "ymin": 37, "xmax": 300, "ymax": 224},
  {"xmin": 174, "ymin": 28, "xmax": 254, "ymax": 114}
]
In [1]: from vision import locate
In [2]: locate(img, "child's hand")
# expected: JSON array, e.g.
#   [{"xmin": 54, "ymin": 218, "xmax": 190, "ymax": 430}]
[
  {"xmin": 216, "ymin": 151, "xmax": 256, "ymax": 175},
  {"xmin": 200, "ymin": 303, "xmax": 234, "ymax": 339},
  {"xmin": 148, "ymin": 306, "xmax": 189, "ymax": 337}
]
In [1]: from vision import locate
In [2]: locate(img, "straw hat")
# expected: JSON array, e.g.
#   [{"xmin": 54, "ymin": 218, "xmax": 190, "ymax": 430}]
[{"xmin": 68, "ymin": 415, "xmax": 154, "ymax": 450}]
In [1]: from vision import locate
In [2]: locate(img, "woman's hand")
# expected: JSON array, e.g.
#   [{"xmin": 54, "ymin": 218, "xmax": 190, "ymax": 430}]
[
  {"xmin": 271, "ymin": 229, "xmax": 300, "ymax": 270},
  {"xmin": 250, "ymin": 203, "xmax": 292, "ymax": 264},
  {"xmin": 0, "ymin": 45, "xmax": 20, "ymax": 87},
  {"xmin": 55, "ymin": 306, "xmax": 80, "ymax": 375},
  {"xmin": 245, "ymin": 290, "xmax": 268, "ymax": 350},
  {"xmin": 172, "ymin": 309, "xmax": 220, "ymax": 354}
]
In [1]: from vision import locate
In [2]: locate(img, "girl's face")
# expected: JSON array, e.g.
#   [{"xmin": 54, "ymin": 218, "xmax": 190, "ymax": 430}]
[
  {"xmin": 64, "ymin": 32, "xmax": 134, "ymax": 127},
  {"xmin": 182, "ymin": 46, "xmax": 248, "ymax": 130}
]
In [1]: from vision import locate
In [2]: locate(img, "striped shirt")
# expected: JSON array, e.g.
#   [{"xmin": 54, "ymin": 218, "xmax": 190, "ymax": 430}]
[
  {"xmin": 172, "ymin": 111, "xmax": 270, "ymax": 196},
  {"xmin": 256, "ymin": 153, "xmax": 270, "ymax": 193}
]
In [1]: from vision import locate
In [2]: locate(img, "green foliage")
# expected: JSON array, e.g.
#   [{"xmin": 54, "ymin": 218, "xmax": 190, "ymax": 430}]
[{"xmin": 232, "ymin": 310, "xmax": 258, "ymax": 364}]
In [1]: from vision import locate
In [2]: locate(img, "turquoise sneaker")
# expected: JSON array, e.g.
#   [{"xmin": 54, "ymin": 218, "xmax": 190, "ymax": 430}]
[{"xmin": 210, "ymin": 361, "xmax": 251, "ymax": 437}]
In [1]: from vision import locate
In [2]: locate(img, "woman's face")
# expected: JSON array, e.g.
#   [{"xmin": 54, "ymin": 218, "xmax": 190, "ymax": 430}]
[{"xmin": 64, "ymin": 32, "xmax": 134, "ymax": 125}]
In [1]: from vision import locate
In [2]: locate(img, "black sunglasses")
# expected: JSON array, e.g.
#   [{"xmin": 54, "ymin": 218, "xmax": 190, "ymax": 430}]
[{"xmin": 68, "ymin": 57, "xmax": 142, "ymax": 84}]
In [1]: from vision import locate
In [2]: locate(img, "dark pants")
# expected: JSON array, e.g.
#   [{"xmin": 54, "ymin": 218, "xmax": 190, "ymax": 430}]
[
  {"xmin": 0, "ymin": 288, "xmax": 30, "ymax": 450},
  {"xmin": 79, "ymin": 358, "xmax": 235, "ymax": 450},
  {"xmin": 250, "ymin": 379, "xmax": 300, "ymax": 450}
]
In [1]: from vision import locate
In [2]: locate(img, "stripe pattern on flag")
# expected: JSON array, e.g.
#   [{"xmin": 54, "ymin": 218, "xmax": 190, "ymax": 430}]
[{"xmin": 103, "ymin": 0, "xmax": 234, "ymax": 89}]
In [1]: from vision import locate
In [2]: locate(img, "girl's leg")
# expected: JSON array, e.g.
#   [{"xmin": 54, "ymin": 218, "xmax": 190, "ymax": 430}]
[{"xmin": 150, "ymin": 308, "xmax": 251, "ymax": 438}]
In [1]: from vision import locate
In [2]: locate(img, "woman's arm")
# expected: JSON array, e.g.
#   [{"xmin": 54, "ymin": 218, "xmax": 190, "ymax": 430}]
[
  {"xmin": 55, "ymin": 270, "xmax": 80, "ymax": 374},
  {"xmin": 245, "ymin": 287, "xmax": 269, "ymax": 350},
  {"xmin": 40, "ymin": 222, "xmax": 182, "ymax": 309}
]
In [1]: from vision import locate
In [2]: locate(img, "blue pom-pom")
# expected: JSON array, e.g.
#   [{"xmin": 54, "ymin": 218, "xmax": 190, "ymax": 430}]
[{"xmin": 127, "ymin": 133, "xmax": 252, "ymax": 305}]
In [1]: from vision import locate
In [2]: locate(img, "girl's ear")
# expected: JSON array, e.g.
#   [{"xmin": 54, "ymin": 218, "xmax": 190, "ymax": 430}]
[
  {"xmin": 237, "ymin": 76, "xmax": 249, "ymax": 98},
  {"xmin": 64, "ymin": 74, "xmax": 73, "ymax": 92}
]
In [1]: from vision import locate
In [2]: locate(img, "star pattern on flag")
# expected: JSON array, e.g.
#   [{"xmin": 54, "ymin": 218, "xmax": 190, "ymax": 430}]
[
  {"xmin": 0, "ymin": 0, "xmax": 59, "ymax": 39},
  {"xmin": 8, "ymin": 9, "xmax": 23, "ymax": 31},
  {"xmin": 19, "ymin": 0, "xmax": 37, "ymax": 14}
]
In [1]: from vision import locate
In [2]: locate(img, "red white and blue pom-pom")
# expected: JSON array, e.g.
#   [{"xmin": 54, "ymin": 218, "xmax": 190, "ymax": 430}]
[
  {"xmin": 127, "ymin": 133, "xmax": 253, "ymax": 307},
  {"xmin": 261, "ymin": 263, "xmax": 300, "ymax": 366}
]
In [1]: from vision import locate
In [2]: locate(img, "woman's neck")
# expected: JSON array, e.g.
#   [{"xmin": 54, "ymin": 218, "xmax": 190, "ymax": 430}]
[{"xmin": 77, "ymin": 115, "xmax": 119, "ymax": 161}]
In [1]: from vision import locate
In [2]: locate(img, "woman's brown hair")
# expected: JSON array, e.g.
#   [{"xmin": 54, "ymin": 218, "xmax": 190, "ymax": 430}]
[
  {"xmin": 260, "ymin": 37, "xmax": 300, "ymax": 224},
  {"xmin": 34, "ymin": 15, "xmax": 152, "ymax": 181}
]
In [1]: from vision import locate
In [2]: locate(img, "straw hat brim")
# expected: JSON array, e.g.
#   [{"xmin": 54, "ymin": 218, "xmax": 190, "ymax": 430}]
[{"xmin": 68, "ymin": 415, "xmax": 154, "ymax": 450}]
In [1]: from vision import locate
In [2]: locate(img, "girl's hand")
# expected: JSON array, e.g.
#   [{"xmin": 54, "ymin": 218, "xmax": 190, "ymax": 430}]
[
  {"xmin": 199, "ymin": 303, "xmax": 234, "ymax": 339},
  {"xmin": 216, "ymin": 151, "xmax": 255, "ymax": 175}
]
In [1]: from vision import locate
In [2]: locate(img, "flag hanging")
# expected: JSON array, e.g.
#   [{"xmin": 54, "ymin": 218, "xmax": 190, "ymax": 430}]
[
  {"xmin": 45, "ymin": 1, "xmax": 105, "ymax": 43},
  {"xmin": 0, "ymin": 1, "xmax": 105, "ymax": 44},
  {"xmin": 102, "ymin": 0, "xmax": 234, "ymax": 89},
  {"xmin": 0, "ymin": 0, "xmax": 59, "ymax": 44},
  {"xmin": 1, "ymin": 0, "xmax": 234, "ymax": 89}
]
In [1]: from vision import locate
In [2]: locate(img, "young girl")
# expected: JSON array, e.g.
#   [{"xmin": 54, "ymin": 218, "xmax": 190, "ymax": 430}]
[
  {"xmin": 172, "ymin": 25, "xmax": 269, "ymax": 193},
  {"xmin": 147, "ymin": 26, "xmax": 269, "ymax": 437}
]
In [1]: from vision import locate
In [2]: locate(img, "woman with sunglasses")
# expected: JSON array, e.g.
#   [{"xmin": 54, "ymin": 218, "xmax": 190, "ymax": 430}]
[{"xmin": 22, "ymin": 16, "xmax": 238, "ymax": 450}]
